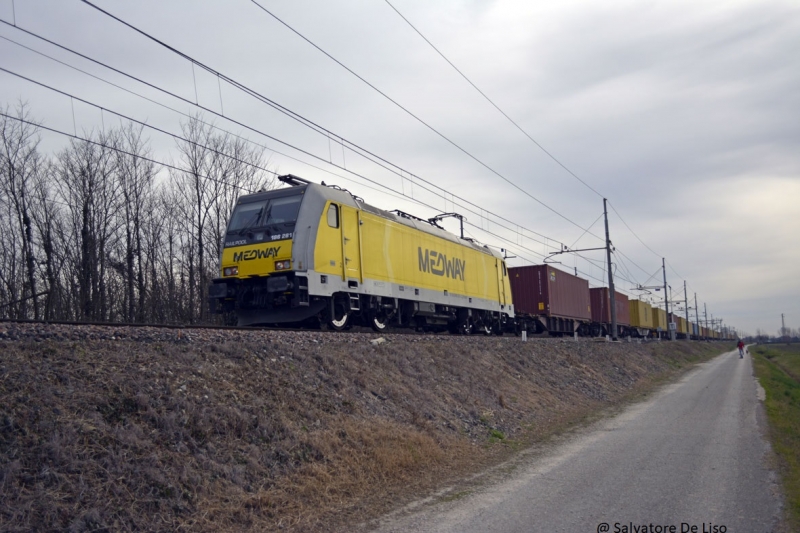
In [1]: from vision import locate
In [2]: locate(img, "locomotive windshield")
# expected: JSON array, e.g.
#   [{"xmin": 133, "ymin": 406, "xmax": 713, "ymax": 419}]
[{"xmin": 227, "ymin": 193, "xmax": 303, "ymax": 234}]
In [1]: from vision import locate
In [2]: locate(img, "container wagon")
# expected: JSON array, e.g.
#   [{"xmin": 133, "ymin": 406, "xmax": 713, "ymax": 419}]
[
  {"xmin": 629, "ymin": 299, "xmax": 655, "ymax": 337},
  {"xmin": 589, "ymin": 287, "xmax": 631, "ymax": 337},
  {"xmin": 652, "ymin": 307, "xmax": 668, "ymax": 338},
  {"xmin": 508, "ymin": 264, "xmax": 591, "ymax": 335}
]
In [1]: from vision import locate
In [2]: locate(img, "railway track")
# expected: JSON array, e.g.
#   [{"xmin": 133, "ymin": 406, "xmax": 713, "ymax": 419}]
[
  {"xmin": 0, "ymin": 315, "xmax": 583, "ymax": 337},
  {"xmin": 0, "ymin": 317, "xmax": 536, "ymax": 341}
]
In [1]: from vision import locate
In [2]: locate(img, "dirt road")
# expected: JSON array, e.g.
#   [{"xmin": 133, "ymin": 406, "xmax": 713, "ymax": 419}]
[{"xmin": 371, "ymin": 350, "xmax": 782, "ymax": 533}]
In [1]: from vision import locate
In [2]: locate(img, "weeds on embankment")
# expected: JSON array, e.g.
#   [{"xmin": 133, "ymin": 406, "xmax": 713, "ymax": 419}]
[
  {"xmin": 752, "ymin": 343, "xmax": 800, "ymax": 532},
  {"xmin": 0, "ymin": 334, "xmax": 729, "ymax": 532}
]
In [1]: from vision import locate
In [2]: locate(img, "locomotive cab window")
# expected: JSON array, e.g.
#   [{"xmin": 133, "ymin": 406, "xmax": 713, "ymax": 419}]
[
  {"xmin": 327, "ymin": 204, "xmax": 339, "ymax": 228},
  {"xmin": 227, "ymin": 193, "xmax": 303, "ymax": 234}
]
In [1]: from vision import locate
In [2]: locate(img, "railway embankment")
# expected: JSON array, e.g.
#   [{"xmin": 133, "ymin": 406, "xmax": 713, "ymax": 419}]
[{"xmin": 0, "ymin": 323, "xmax": 730, "ymax": 532}]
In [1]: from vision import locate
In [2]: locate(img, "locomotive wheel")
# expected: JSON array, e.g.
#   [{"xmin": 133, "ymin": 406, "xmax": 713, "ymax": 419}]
[
  {"xmin": 370, "ymin": 312, "xmax": 389, "ymax": 332},
  {"xmin": 327, "ymin": 300, "xmax": 350, "ymax": 331},
  {"xmin": 492, "ymin": 316, "xmax": 505, "ymax": 336}
]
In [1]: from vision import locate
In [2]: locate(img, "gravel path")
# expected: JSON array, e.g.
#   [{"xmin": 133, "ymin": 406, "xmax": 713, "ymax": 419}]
[{"xmin": 370, "ymin": 349, "xmax": 782, "ymax": 533}]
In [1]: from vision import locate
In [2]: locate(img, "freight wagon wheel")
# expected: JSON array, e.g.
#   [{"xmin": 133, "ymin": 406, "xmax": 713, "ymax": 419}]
[{"xmin": 327, "ymin": 300, "xmax": 350, "ymax": 331}]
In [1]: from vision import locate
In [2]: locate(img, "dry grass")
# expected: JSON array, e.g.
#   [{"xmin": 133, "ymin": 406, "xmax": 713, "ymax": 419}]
[{"xmin": 0, "ymin": 335, "xmax": 727, "ymax": 532}]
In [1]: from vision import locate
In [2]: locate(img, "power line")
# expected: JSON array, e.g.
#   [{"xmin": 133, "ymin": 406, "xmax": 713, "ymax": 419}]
[
  {"xmin": 379, "ymin": 2, "xmax": 668, "ymax": 293},
  {"xmin": 568, "ymin": 212, "xmax": 604, "ymax": 249},
  {"xmin": 4, "ymin": 8, "xmax": 684, "ymax": 300},
  {"xmin": 0, "ymin": 66, "xmax": 282, "ymax": 184},
  {"xmin": 242, "ymin": 0, "xmax": 604, "ymax": 238},
  {"xmin": 607, "ymin": 200, "xmax": 662, "ymax": 259},
  {"xmin": 382, "ymin": 3, "xmax": 694, "ymax": 300},
  {"xmin": 383, "ymin": 0, "xmax": 604, "ymax": 199},
  {"xmin": 613, "ymin": 246, "xmax": 654, "ymax": 278},
  {"xmin": 0, "ymin": 18, "xmax": 596, "ymax": 261},
  {"xmin": 0, "ymin": 110, "xmax": 265, "ymax": 193},
  {"xmin": 0, "ymin": 32, "xmax": 419, "ymax": 205},
  {"xmin": 0, "ymin": 18, "xmax": 584, "ymax": 254},
  {"xmin": 0, "ymin": 59, "xmax": 576, "ymax": 269}
]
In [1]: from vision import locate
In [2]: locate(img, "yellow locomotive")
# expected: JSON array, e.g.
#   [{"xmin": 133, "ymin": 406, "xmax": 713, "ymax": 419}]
[{"xmin": 209, "ymin": 175, "xmax": 514, "ymax": 332}]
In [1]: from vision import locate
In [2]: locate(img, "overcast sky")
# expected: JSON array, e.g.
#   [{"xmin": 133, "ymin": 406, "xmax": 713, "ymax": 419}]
[{"xmin": 1, "ymin": 0, "xmax": 798, "ymax": 336}]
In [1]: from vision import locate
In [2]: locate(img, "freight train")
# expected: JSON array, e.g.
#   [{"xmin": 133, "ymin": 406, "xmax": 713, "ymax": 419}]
[{"xmin": 209, "ymin": 175, "xmax": 732, "ymax": 340}]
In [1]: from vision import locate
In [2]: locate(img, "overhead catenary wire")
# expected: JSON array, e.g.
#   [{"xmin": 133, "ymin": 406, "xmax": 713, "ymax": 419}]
[
  {"xmin": 383, "ymin": 0, "xmax": 605, "ymax": 199},
  {"xmin": 0, "ymin": 68, "xmax": 466, "ymax": 236},
  {"xmin": 0, "ymin": 64, "xmax": 587, "ymax": 276},
  {"xmin": 0, "ymin": 37, "xmax": 422, "ymax": 205},
  {"xmin": 241, "ymin": 1, "xmax": 604, "ymax": 240},
  {"xmin": 0, "ymin": 67, "xmax": 281, "ymax": 183},
  {"xmin": 607, "ymin": 200, "xmax": 663, "ymax": 259},
  {"xmin": 77, "ymin": 0, "xmax": 604, "ymax": 246},
  {"xmin": 382, "ymin": 0, "xmax": 670, "ymax": 294},
  {"xmin": 3, "ymin": 8, "xmax": 674, "ymax": 305},
  {"xmin": 0, "ymin": 18, "xmax": 580, "ymax": 255},
  {"xmin": 383, "ymin": 2, "xmax": 682, "ymax": 298},
  {"xmin": 0, "ymin": 111, "xmax": 267, "ymax": 195}
]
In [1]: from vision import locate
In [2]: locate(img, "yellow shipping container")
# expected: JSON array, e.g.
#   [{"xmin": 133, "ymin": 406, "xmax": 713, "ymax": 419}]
[
  {"xmin": 629, "ymin": 299, "xmax": 654, "ymax": 328},
  {"xmin": 652, "ymin": 307, "xmax": 667, "ymax": 330}
]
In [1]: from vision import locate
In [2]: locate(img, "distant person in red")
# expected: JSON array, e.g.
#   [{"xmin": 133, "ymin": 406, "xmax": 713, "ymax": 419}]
[{"xmin": 737, "ymin": 340, "xmax": 745, "ymax": 358}]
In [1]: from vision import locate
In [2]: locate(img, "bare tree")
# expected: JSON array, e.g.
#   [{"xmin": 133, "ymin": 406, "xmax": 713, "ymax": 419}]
[
  {"xmin": 29, "ymin": 161, "xmax": 66, "ymax": 320},
  {"xmin": 0, "ymin": 102, "xmax": 277, "ymax": 325},
  {"xmin": 0, "ymin": 102, "xmax": 43, "ymax": 319},
  {"xmin": 113, "ymin": 123, "xmax": 158, "ymax": 322},
  {"xmin": 170, "ymin": 116, "xmax": 220, "ymax": 322},
  {"xmin": 55, "ymin": 130, "xmax": 119, "ymax": 321},
  {"xmin": 0, "ymin": 197, "xmax": 21, "ymax": 318}
]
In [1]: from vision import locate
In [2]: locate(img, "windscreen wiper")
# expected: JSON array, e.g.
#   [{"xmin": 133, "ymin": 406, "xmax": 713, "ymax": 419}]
[
  {"xmin": 237, "ymin": 206, "xmax": 264, "ymax": 236},
  {"xmin": 261, "ymin": 202, "xmax": 274, "ymax": 227}
]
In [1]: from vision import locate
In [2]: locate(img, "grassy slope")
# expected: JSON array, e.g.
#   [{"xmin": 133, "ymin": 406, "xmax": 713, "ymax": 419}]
[
  {"xmin": 0, "ymin": 337, "xmax": 728, "ymax": 532},
  {"xmin": 751, "ymin": 343, "xmax": 800, "ymax": 532}
]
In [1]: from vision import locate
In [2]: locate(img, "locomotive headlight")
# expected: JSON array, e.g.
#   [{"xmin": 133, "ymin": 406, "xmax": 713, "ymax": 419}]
[
  {"xmin": 223, "ymin": 266, "xmax": 239, "ymax": 276},
  {"xmin": 274, "ymin": 260, "xmax": 291, "ymax": 271}
]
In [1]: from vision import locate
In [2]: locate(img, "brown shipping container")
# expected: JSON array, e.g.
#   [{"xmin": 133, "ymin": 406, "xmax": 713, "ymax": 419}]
[
  {"xmin": 669, "ymin": 313, "xmax": 688, "ymax": 334},
  {"xmin": 508, "ymin": 265, "xmax": 591, "ymax": 321},
  {"xmin": 629, "ymin": 299, "xmax": 654, "ymax": 328},
  {"xmin": 589, "ymin": 288, "xmax": 631, "ymax": 326}
]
